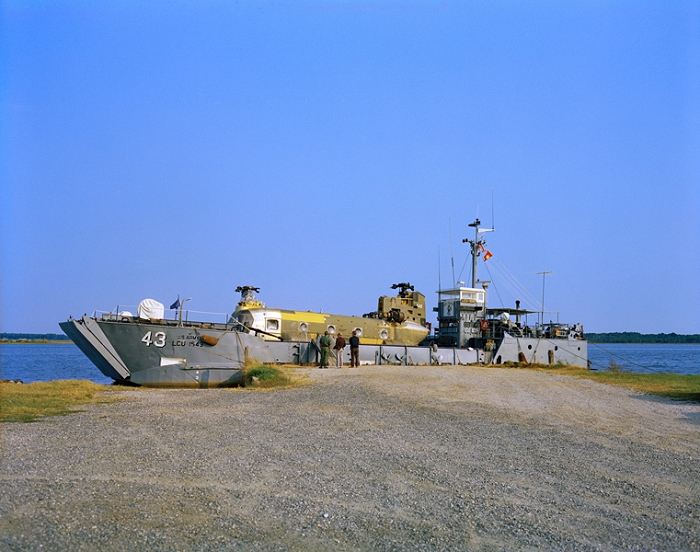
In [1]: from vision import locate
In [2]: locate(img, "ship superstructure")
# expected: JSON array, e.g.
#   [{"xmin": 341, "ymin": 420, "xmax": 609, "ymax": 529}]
[{"xmin": 432, "ymin": 218, "xmax": 586, "ymax": 365}]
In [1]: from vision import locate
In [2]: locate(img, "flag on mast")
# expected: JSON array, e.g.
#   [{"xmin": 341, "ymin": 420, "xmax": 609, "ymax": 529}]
[{"xmin": 483, "ymin": 250, "xmax": 493, "ymax": 261}]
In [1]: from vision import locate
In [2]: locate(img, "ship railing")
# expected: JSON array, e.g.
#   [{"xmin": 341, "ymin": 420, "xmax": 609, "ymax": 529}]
[
  {"xmin": 482, "ymin": 311, "xmax": 562, "ymax": 333},
  {"xmin": 94, "ymin": 307, "xmax": 232, "ymax": 325}
]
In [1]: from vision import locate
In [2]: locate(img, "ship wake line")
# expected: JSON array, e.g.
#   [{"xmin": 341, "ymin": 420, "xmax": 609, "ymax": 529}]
[{"xmin": 60, "ymin": 219, "xmax": 587, "ymax": 388}]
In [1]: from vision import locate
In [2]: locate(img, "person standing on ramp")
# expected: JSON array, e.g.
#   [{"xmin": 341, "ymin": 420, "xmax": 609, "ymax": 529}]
[
  {"xmin": 319, "ymin": 331, "xmax": 333, "ymax": 369},
  {"xmin": 349, "ymin": 331, "xmax": 360, "ymax": 367},
  {"xmin": 334, "ymin": 332, "xmax": 346, "ymax": 368}
]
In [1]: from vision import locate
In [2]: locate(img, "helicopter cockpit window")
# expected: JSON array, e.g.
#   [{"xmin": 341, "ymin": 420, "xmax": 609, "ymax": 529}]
[{"xmin": 236, "ymin": 312, "xmax": 253, "ymax": 327}]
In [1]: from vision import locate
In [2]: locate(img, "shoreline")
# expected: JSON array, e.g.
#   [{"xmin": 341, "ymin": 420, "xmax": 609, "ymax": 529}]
[
  {"xmin": 1, "ymin": 340, "xmax": 72, "ymax": 344},
  {"xmin": 3, "ymin": 363, "xmax": 699, "ymax": 404}
]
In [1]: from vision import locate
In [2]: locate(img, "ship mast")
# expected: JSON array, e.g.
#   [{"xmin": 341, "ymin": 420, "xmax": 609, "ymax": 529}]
[{"xmin": 463, "ymin": 218, "xmax": 494, "ymax": 288}]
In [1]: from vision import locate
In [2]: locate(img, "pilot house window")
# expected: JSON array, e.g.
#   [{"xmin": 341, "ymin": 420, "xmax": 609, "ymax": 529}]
[{"xmin": 266, "ymin": 319, "xmax": 280, "ymax": 331}]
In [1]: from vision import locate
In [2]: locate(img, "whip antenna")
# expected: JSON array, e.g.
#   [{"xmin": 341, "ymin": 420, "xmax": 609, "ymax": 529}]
[
  {"xmin": 449, "ymin": 219, "xmax": 456, "ymax": 288},
  {"xmin": 438, "ymin": 246, "xmax": 442, "ymax": 293}
]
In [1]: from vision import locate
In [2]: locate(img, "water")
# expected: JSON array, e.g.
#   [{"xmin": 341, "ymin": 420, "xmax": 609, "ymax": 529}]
[
  {"xmin": 1, "ymin": 342, "xmax": 699, "ymax": 383},
  {"xmin": 588, "ymin": 343, "xmax": 700, "ymax": 375},
  {"xmin": 1, "ymin": 344, "xmax": 112, "ymax": 384}
]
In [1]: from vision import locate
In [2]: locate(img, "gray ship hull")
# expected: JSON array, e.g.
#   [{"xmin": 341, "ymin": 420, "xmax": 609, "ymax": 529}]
[
  {"xmin": 60, "ymin": 317, "xmax": 260, "ymax": 388},
  {"xmin": 60, "ymin": 315, "xmax": 587, "ymax": 387}
]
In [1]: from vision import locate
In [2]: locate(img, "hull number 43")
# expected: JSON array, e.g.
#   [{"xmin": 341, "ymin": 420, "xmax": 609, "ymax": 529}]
[{"xmin": 142, "ymin": 331, "xmax": 166, "ymax": 348}]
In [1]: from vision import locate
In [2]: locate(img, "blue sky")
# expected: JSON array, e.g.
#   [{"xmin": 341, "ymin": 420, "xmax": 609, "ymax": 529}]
[{"xmin": 2, "ymin": 0, "xmax": 699, "ymax": 334}]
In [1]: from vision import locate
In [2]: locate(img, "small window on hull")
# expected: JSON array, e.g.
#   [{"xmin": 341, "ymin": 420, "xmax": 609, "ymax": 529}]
[{"xmin": 266, "ymin": 319, "xmax": 279, "ymax": 331}]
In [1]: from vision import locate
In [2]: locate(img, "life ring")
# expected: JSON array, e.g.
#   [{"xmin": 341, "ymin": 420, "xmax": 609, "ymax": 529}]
[{"xmin": 480, "ymin": 319, "xmax": 490, "ymax": 332}]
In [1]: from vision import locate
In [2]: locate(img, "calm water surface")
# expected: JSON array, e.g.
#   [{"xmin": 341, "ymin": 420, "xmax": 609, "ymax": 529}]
[
  {"xmin": 1, "ymin": 344, "xmax": 112, "ymax": 384},
  {"xmin": 588, "ymin": 343, "xmax": 700, "ymax": 375},
  {"xmin": 1, "ymin": 342, "xmax": 698, "ymax": 383}
]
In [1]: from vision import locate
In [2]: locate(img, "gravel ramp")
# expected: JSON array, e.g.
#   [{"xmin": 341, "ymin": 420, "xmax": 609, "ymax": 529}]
[{"xmin": 1, "ymin": 365, "xmax": 699, "ymax": 551}]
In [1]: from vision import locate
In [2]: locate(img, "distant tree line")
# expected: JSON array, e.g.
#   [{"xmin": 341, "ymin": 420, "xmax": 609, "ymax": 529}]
[
  {"xmin": 586, "ymin": 332, "xmax": 700, "ymax": 344},
  {"xmin": 1, "ymin": 333, "xmax": 70, "ymax": 341}
]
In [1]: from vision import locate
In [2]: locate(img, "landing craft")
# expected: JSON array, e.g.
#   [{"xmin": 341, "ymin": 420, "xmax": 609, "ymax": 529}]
[
  {"xmin": 59, "ymin": 216, "xmax": 588, "ymax": 388},
  {"xmin": 232, "ymin": 283, "xmax": 430, "ymax": 346}
]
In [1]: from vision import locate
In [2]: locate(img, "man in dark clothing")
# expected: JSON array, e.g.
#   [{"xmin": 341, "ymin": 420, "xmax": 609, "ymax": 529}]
[
  {"xmin": 334, "ymin": 332, "xmax": 346, "ymax": 368},
  {"xmin": 349, "ymin": 331, "xmax": 360, "ymax": 367}
]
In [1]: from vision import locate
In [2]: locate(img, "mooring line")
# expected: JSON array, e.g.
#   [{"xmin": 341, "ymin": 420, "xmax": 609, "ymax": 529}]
[
  {"xmin": 535, "ymin": 338, "xmax": 595, "ymax": 368},
  {"xmin": 589, "ymin": 341, "xmax": 663, "ymax": 374}
]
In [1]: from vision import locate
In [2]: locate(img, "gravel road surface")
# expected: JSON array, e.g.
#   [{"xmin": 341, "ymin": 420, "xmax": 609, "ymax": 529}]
[{"xmin": 2, "ymin": 365, "xmax": 699, "ymax": 551}]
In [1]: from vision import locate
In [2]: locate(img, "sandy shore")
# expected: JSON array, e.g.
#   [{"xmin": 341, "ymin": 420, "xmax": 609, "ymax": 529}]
[{"xmin": 2, "ymin": 365, "xmax": 699, "ymax": 551}]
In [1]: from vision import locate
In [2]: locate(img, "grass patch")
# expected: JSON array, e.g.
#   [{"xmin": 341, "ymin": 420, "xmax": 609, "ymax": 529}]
[
  {"xmin": 0, "ymin": 380, "xmax": 122, "ymax": 423},
  {"xmin": 585, "ymin": 371, "xmax": 700, "ymax": 402},
  {"xmin": 606, "ymin": 360, "xmax": 626, "ymax": 372},
  {"xmin": 242, "ymin": 364, "xmax": 292, "ymax": 389},
  {"xmin": 500, "ymin": 363, "xmax": 700, "ymax": 402},
  {"xmin": 240, "ymin": 363, "xmax": 312, "ymax": 390}
]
